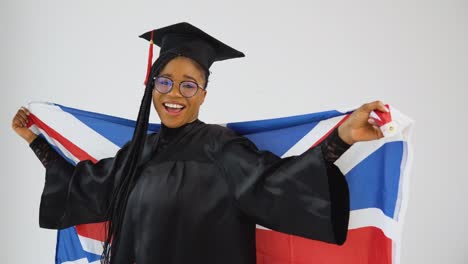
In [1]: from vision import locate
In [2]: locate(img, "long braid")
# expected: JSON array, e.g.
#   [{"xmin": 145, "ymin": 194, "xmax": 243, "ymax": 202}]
[{"xmin": 101, "ymin": 53, "xmax": 178, "ymax": 264}]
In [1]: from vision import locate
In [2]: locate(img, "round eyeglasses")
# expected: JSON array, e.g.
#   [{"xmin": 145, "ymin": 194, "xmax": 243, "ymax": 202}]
[{"xmin": 153, "ymin": 76, "xmax": 204, "ymax": 98}]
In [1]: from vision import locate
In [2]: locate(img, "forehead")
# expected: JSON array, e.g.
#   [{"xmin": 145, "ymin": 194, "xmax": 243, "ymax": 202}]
[{"xmin": 159, "ymin": 56, "xmax": 205, "ymax": 78}]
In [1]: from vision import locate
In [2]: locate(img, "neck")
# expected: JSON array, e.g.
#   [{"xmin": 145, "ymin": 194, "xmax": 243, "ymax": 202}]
[{"xmin": 159, "ymin": 119, "xmax": 201, "ymax": 139}]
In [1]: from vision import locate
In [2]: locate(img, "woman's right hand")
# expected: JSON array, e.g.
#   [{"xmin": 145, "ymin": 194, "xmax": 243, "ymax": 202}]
[{"xmin": 12, "ymin": 107, "xmax": 37, "ymax": 144}]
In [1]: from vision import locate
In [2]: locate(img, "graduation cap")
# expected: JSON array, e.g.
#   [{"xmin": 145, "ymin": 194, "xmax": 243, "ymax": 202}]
[{"xmin": 140, "ymin": 22, "xmax": 245, "ymax": 84}]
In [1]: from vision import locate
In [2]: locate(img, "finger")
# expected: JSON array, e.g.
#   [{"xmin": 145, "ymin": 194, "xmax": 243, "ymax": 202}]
[
  {"xmin": 20, "ymin": 107, "xmax": 30, "ymax": 115},
  {"xmin": 362, "ymin": 100, "xmax": 389, "ymax": 113},
  {"xmin": 368, "ymin": 118, "xmax": 379, "ymax": 127},
  {"xmin": 14, "ymin": 114, "xmax": 28, "ymax": 127},
  {"xmin": 16, "ymin": 119, "xmax": 26, "ymax": 127},
  {"xmin": 361, "ymin": 102, "xmax": 377, "ymax": 113},
  {"xmin": 374, "ymin": 101, "xmax": 389, "ymax": 113},
  {"xmin": 372, "ymin": 125, "xmax": 384, "ymax": 139},
  {"xmin": 12, "ymin": 118, "xmax": 24, "ymax": 129},
  {"xmin": 17, "ymin": 110, "xmax": 29, "ymax": 120},
  {"xmin": 16, "ymin": 112, "xmax": 28, "ymax": 122}
]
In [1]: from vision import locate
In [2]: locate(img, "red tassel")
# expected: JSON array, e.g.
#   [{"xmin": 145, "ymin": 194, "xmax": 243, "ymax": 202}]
[{"xmin": 144, "ymin": 31, "xmax": 154, "ymax": 85}]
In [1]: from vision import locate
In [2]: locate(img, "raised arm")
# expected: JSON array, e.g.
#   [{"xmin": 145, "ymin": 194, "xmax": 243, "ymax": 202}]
[{"xmin": 13, "ymin": 106, "xmax": 132, "ymax": 229}]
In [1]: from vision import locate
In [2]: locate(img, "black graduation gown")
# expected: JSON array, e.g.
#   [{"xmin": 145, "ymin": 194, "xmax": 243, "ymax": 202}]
[{"xmin": 31, "ymin": 119, "xmax": 350, "ymax": 264}]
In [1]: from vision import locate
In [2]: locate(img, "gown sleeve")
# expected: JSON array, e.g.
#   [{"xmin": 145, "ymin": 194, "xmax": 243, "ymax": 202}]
[
  {"xmin": 218, "ymin": 128, "xmax": 351, "ymax": 245},
  {"xmin": 29, "ymin": 136, "xmax": 132, "ymax": 229}
]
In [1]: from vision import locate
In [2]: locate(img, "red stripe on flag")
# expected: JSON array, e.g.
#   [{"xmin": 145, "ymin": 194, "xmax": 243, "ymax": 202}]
[
  {"xmin": 256, "ymin": 227, "xmax": 392, "ymax": 264},
  {"xmin": 28, "ymin": 113, "xmax": 97, "ymax": 163},
  {"xmin": 311, "ymin": 114, "xmax": 351, "ymax": 148},
  {"xmin": 76, "ymin": 222, "xmax": 108, "ymax": 242}
]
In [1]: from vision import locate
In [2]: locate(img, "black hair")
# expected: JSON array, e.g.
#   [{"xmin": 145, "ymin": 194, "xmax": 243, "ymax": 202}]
[{"xmin": 101, "ymin": 53, "xmax": 210, "ymax": 264}]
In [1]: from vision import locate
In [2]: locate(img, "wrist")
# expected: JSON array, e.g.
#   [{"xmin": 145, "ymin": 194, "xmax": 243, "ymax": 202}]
[
  {"xmin": 337, "ymin": 125, "xmax": 355, "ymax": 145},
  {"xmin": 25, "ymin": 133, "xmax": 38, "ymax": 144}
]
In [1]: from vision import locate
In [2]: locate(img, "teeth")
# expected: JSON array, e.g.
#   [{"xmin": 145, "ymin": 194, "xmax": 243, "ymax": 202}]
[{"xmin": 164, "ymin": 103, "xmax": 184, "ymax": 109}]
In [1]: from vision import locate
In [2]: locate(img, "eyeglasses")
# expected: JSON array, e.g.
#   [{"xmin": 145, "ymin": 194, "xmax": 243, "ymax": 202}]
[{"xmin": 153, "ymin": 76, "xmax": 204, "ymax": 98}]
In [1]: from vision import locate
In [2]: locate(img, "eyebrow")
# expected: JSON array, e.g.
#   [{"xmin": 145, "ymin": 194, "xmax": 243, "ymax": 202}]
[
  {"xmin": 183, "ymin": 74, "xmax": 198, "ymax": 82},
  {"xmin": 159, "ymin": 73, "xmax": 199, "ymax": 82}
]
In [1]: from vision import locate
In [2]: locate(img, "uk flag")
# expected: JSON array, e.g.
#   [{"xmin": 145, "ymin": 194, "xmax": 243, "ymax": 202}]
[{"xmin": 27, "ymin": 102, "xmax": 413, "ymax": 264}]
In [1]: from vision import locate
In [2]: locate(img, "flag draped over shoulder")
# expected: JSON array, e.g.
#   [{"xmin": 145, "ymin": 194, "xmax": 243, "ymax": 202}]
[{"xmin": 27, "ymin": 101, "xmax": 413, "ymax": 264}]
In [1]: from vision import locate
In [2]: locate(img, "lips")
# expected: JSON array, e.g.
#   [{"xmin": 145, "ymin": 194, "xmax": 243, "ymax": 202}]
[{"xmin": 163, "ymin": 102, "xmax": 186, "ymax": 114}]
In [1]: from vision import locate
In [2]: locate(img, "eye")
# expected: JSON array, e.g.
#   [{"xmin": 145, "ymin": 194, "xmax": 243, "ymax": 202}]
[
  {"xmin": 181, "ymin": 82, "xmax": 198, "ymax": 89},
  {"xmin": 156, "ymin": 77, "xmax": 172, "ymax": 86},
  {"xmin": 158, "ymin": 80, "xmax": 171, "ymax": 86}
]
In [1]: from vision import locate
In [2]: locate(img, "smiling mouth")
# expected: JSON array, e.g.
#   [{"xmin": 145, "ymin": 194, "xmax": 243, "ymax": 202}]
[{"xmin": 163, "ymin": 102, "xmax": 186, "ymax": 114}]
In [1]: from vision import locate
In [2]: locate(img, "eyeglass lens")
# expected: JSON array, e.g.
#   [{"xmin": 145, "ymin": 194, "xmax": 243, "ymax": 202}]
[{"xmin": 154, "ymin": 77, "xmax": 199, "ymax": 98}]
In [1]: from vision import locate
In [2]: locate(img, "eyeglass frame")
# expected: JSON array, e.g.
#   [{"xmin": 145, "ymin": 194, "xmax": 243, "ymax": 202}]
[{"xmin": 152, "ymin": 75, "xmax": 205, "ymax": 98}]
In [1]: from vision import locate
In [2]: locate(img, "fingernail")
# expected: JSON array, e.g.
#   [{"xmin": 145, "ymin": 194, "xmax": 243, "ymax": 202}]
[{"xmin": 384, "ymin": 106, "xmax": 390, "ymax": 112}]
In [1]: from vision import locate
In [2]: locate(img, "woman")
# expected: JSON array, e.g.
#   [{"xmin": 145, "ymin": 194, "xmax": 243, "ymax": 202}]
[{"xmin": 12, "ymin": 22, "xmax": 387, "ymax": 264}]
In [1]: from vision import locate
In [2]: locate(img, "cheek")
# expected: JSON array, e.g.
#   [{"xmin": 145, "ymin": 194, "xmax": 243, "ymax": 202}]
[
  {"xmin": 152, "ymin": 94, "xmax": 163, "ymax": 111},
  {"xmin": 153, "ymin": 92, "xmax": 163, "ymax": 104},
  {"xmin": 152, "ymin": 96, "xmax": 157, "ymax": 108},
  {"xmin": 188, "ymin": 97, "xmax": 204, "ymax": 112}
]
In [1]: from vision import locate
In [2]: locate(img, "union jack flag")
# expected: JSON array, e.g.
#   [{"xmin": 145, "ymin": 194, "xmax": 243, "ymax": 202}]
[{"xmin": 27, "ymin": 101, "xmax": 413, "ymax": 264}]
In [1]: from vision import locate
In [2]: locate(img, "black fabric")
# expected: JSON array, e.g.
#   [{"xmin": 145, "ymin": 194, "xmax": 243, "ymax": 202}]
[
  {"xmin": 30, "ymin": 136, "xmax": 62, "ymax": 169},
  {"xmin": 31, "ymin": 122, "xmax": 350, "ymax": 264},
  {"xmin": 140, "ymin": 22, "xmax": 245, "ymax": 71},
  {"xmin": 320, "ymin": 128, "xmax": 351, "ymax": 164}
]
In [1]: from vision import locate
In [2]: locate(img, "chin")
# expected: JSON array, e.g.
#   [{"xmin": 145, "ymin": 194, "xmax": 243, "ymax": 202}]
[{"xmin": 163, "ymin": 121, "xmax": 183, "ymax": 128}]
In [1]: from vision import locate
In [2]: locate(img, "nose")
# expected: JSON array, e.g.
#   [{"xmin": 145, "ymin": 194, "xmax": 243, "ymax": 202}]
[{"xmin": 167, "ymin": 82, "xmax": 184, "ymax": 98}]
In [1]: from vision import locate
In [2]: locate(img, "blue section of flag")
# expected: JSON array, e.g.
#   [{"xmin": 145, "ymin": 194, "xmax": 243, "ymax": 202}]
[
  {"xmin": 227, "ymin": 110, "xmax": 344, "ymax": 135},
  {"xmin": 244, "ymin": 122, "xmax": 319, "ymax": 157},
  {"xmin": 346, "ymin": 141, "xmax": 403, "ymax": 218},
  {"xmin": 57, "ymin": 104, "xmax": 160, "ymax": 148},
  {"xmin": 56, "ymin": 227, "xmax": 101, "ymax": 264},
  {"xmin": 56, "ymin": 227, "xmax": 86, "ymax": 263}
]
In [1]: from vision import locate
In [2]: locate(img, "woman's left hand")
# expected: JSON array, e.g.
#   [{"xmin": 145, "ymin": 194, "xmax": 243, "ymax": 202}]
[{"xmin": 338, "ymin": 100, "xmax": 389, "ymax": 145}]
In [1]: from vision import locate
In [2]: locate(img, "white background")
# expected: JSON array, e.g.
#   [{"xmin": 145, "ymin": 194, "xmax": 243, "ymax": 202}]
[{"xmin": 1, "ymin": 0, "xmax": 467, "ymax": 263}]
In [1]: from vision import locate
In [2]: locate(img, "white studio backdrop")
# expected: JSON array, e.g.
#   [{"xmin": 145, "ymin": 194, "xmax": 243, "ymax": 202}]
[{"xmin": 1, "ymin": 0, "xmax": 467, "ymax": 263}]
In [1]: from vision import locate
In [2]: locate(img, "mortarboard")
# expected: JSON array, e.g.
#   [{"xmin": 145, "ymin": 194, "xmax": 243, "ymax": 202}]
[{"xmin": 139, "ymin": 22, "xmax": 245, "ymax": 84}]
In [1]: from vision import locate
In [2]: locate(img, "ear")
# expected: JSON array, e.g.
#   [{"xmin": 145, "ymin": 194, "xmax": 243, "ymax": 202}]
[{"xmin": 199, "ymin": 89, "xmax": 208, "ymax": 105}]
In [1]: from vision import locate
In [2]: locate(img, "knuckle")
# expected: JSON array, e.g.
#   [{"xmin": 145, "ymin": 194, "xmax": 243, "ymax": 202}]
[{"xmin": 361, "ymin": 103, "xmax": 371, "ymax": 111}]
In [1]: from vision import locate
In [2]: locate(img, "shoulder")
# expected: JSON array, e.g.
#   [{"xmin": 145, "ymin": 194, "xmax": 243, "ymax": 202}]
[
  {"xmin": 198, "ymin": 123, "xmax": 245, "ymax": 143},
  {"xmin": 202, "ymin": 123, "xmax": 238, "ymax": 138},
  {"xmin": 197, "ymin": 123, "xmax": 257, "ymax": 152}
]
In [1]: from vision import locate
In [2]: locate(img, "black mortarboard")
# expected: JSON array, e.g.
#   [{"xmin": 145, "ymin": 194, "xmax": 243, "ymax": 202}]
[{"xmin": 139, "ymin": 22, "xmax": 245, "ymax": 72}]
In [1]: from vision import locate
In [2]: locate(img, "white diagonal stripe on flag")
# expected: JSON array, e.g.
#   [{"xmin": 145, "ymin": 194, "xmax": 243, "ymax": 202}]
[
  {"xmin": 281, "ymin": 116, "xmax": 345, "ymax": 158},
  {"xmin": 28, "ymin": 102, "xmax": 119, "ymax": 160}
]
